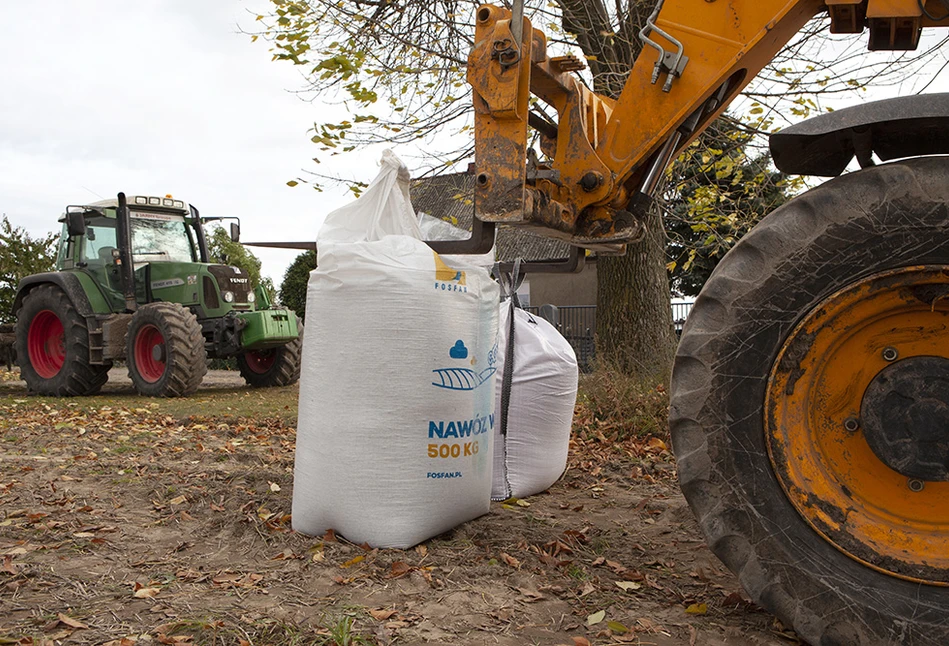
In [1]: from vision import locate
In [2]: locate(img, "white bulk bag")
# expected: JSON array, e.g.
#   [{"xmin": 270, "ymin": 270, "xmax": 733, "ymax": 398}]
[
  {"xmin": 292, "ymin": 151, "xmax": 499, "ymax": 548},
  {"xmin": 492, "ymin": 297, "xmax": 578, "ymax": 500}
]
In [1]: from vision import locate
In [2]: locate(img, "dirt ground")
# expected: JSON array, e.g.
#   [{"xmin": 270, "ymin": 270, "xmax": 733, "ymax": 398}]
[{"xmin": 0, "ymin": 374, "xmax": 799, "ymax": 646}]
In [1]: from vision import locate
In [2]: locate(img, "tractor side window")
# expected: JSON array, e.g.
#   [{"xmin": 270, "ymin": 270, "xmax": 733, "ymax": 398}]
[
  {"xmin": 130, "ymin": 216, "xmax": 196, "ymax": 263},
  {"xmin": 81, "ymin": 217, "xmax": 118, "ymax": 267},
  {"xmin": 56, "ymin": 223, "xmax": 71, "ymax": 269}
]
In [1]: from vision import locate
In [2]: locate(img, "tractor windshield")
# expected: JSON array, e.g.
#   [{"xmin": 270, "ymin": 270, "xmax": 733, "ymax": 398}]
[{"xmin": 130, "ymin": 213, "xmax": 197, "ymax": 263}]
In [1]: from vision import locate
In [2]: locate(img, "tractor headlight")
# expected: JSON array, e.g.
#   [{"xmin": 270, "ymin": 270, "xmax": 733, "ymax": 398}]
[
  {"xmin": 223, "ymin": 291, "xmax": 235, "ymax": 303},
  {"xmin": 247, "ymin": 292, "xmax": 256, "ymax": 303}
]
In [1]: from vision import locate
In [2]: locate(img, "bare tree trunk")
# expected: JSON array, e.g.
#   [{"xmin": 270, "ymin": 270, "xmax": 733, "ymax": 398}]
[
  {"xmin": 595, "ymin": 204, "xmax": 677, "ymax": 381},
  {"xmin": 560, "ymin": 0, "xmax": 677, "ymax": 380}
]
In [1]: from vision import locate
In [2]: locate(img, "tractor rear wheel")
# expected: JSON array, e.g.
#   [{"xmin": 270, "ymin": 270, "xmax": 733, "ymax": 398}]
[
  {"xmin": 670, "ymin": 157, "xmax": 949, "ymax": 645},
  {"xmin": 126, "ymin": 302, "xmax": 207, "ymax": 397},
  {"xmin": 236, "ymin": 333, "xmax": 302, "ymax": 388},
  {"xmin": 14, "ymin": 284, "xmax": 110, "ymax": 396}
]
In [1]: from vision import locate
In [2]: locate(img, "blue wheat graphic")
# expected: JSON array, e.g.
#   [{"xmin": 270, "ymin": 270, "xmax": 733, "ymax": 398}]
[{"xmin": 432, "ymin": 367, "xmax": 497, "ymax": 391}]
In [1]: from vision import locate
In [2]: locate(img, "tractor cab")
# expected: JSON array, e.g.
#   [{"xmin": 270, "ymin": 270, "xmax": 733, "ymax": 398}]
[
  {"xmin": 55, "ymin": 194, "xmax": 260, "ymax": 318},
  {"xmin": 58, "ymin": 195, "xmax": 201, "ymax": 265}
]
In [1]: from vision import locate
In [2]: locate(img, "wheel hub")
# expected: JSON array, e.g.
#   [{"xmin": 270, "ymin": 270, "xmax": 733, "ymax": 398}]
[
  {"xmin": 27, "ymin": 310, "xmax": 65, "ymax": 379},
  {"xmin": 766, "ymin": 266, "xmax": 949, "ymax": 585},
  {"xmin": 862, "ymin": 356, "xmax": 949, "ymax": 481},
  {"xmin": 133, "ymin": 324, "xmax": 166, "ymax": 383}
]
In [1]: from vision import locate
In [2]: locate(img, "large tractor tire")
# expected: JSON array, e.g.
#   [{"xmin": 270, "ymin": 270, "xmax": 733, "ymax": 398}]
[
  {"xmin": 14, "ymin": 284, "xmax": 110, "ymax": 396},
  {"xmin": 670, "ymin": 157, "xmax": 949, "ymax": 645},
  {"xmin": 236, "ymin": 332, "xmax": 302, "ymax": 388},
  {"xmin": 126, "ymin": 302, "xmax": 207, "ymax": 397}
]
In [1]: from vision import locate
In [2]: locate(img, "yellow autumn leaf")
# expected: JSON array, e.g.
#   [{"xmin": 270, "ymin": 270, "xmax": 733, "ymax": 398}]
[{"xmin": 133, "ymin": 586, "xmax": 160, "ymax": 599}]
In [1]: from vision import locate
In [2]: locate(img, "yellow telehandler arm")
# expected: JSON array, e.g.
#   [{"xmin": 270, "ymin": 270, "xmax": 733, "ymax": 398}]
[
  {"xmin": 467, "ymin": 0, "xmax": 949, "ymax": 252},
  {"xmin": 468, "ymin": 4, "xmax": 949, "ymax": 644}
]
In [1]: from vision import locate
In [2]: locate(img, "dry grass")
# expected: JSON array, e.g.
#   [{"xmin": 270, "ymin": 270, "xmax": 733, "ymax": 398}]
[
  {"xmin": 0, "ymin": 367, "xmax": 299, "ymax": 424},
  {"xmin": 574, "ymin": 366, "xmax": 669, "ymax": 443}
]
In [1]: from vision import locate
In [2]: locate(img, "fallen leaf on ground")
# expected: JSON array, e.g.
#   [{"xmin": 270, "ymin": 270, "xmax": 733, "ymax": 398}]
[
  {"xmin": 57, "ymin": 613, "xmax": 88, "ymax": 629},
  {"xmin": 370, "ymin": 608, "xmax": 398, "ymax": 621},
  {"xmin": 607, "ymin": 620, "xmax": 630, "ymax": 634},
  {"xmin": 500, "ymin": 552, "xmax": 520, "ymax": 569},
  {"xmin": 605, "ymin": 559, "xmax": 627, "ymax": 574},
  {"xmin": 389, "ymin": 561, "xmax": 412, "ymax": 578},
  {"xmin": 340, "ymin": 555, "xmax": 364, "ymax": 568},
  {"xmin": 616, "ymin": 581, "xmax": 642, "ymax": 592},
  {"xmin": 516, "ymin": 587, "xmax": 545, "ymax": 602},
  {"xmin": 133, "ymin": 586, "xmax": 160, "ymax": 599},
  {"xmin": 646, "ymin": 437, "xmax": 667, "ymax": 451},
  {"xmin": 587, "ymin": 610, "xmax": 605, "ymax": 625}
]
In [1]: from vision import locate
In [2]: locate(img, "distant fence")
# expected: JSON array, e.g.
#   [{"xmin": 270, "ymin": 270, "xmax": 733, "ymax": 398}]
[{"xmin": 524, "ymin": 300, "xmax": 695, "ymax": 372}]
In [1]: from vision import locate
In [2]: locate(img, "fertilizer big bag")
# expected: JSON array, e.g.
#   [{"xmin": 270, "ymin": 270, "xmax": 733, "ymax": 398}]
[
  {"xmin": 492, "ymin": 268, "xmax": 578, "ymax": 500},
  {"xmin": 292, "ymin": 151, "xmax": 499, "ymax": 548}
]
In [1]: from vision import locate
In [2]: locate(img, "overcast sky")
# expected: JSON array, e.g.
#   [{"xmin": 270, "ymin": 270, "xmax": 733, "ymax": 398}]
[
  {"xmin": 0, "ymin": 0, "xmax": 373, "ymax": 285},
  {"xmin": 3, "ymin": 2, "xmax": 948, "ymax": 287}
]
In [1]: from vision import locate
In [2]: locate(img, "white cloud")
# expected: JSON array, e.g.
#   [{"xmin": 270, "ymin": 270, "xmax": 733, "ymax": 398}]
[{"xmin": 0, "ymin": 0, "xmax": 384, "ymax": 284}]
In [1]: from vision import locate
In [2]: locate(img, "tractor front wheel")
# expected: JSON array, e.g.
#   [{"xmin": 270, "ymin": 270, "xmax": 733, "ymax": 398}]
[
  {"xmin": 14, "ymin": 284, "xmax": 110, "ymax": 396},
  {"xmin": 236, "ymin": 333, "xmax": 302, "ymax": 388},
  {"xmin": 671, "ymin": 157, "xmax": 949, "ymax": 645},
  {"xmin": 126, "ymin": 303, "xmax": 207, "ymax": 397}
]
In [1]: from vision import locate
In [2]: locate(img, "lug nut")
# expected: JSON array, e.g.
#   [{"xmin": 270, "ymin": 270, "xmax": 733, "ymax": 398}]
[
  {"xmin": 843, "ymin": 416, "xmax": 860, "ymax": 433},
  {"xmin": 908, "ymin": 478, "xmax": 925, "ymax": 492},
  {"xmin": 882, "ymin": 347, "xmax": 899, "ymax": 361}
]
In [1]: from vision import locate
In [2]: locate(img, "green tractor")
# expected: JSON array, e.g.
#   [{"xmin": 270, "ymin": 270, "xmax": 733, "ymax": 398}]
[{"xmin": 13, "ymin": 192, "xmax": 302, "ymax": 397}]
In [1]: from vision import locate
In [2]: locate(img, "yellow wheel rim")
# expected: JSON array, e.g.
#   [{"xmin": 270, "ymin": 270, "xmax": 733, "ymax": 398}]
[{"xmin": 767, "ymin": 266, "xmax": 949, "ymax": 585}]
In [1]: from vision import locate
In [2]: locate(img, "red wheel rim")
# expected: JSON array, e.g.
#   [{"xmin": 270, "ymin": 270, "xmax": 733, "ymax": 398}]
[
  {"xmin": 134, "ymin": 324, "xmax": 166, "ymax": 383},
  {"xmin": 244, "ymin": 350, "xmax": 276, "ymax": 374},
  {"xmin": 28, "ymin": 310, "xmax": 65, "ymax": 379}
]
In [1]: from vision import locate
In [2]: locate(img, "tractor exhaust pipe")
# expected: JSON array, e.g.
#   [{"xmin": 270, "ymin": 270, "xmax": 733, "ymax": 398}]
[{"xmin": 116, "ymin": 192, "xmax": 137, "ymax": 312}]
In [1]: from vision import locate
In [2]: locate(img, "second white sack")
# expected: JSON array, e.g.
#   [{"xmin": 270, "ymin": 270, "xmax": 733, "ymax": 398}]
[{"xmin": 492, "ymin": 301, "xmax": 579, "ymax": 501}]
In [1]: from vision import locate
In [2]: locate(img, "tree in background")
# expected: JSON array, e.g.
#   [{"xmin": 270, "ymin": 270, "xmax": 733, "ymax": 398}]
[
  {"xmin": 206, "ymin": 226, "xmax": 276, "ymax": 302},
  {"xmin": 0, "ymin": 216, "xmax": 57, "ymax": 325},
  {"xmin": 256, "ymin": 0, "xmax": 946, "ymax": 380},
  {"xmin": 665, "ymin": 120, "xmax": 801, "ymax": 297},
  {"xmin": 279, "ymin": 249, "xmax": 317, "ymax": 320}
]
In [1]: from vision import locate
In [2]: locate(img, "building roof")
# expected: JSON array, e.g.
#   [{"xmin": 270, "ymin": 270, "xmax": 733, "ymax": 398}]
[{"xmin": 411, "ymin": 173, "xmax": 574, "ymax": 263}]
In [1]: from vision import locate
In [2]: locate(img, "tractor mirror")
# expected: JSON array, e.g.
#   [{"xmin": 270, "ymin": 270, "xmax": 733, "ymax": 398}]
[
  {"xmin": 66, "ymin": 212, "xmax": 86, "ymax": 237},
  {"xmin": 229, "ymin": 222, "xmax": 240, "ymax": 243}
]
